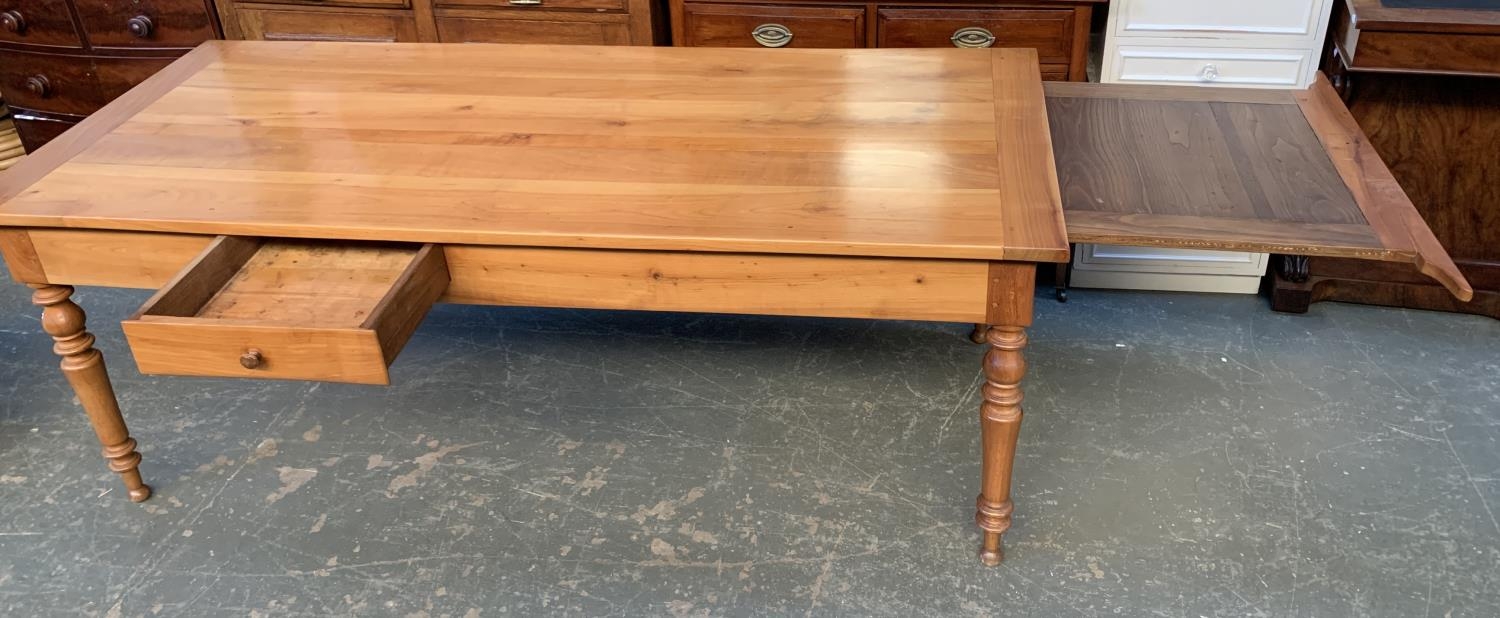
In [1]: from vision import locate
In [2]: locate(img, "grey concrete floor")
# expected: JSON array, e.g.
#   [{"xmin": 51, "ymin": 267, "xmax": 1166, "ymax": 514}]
[{"xmin": 0, "ymin": 267, "xmax": 1497, "ymax": 618}]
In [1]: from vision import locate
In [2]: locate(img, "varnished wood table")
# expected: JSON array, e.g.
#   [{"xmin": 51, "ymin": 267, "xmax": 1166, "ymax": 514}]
[{"xmin": 0, "ymin": 41, "xmax": 1472, "ymax": 565}]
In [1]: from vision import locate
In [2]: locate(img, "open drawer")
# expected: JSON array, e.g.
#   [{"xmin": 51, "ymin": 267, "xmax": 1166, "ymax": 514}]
[
  {"xmin": 122, "ymin": 237, "xmax": 450, "ymax": 385},
  {"xmin": 1044, "ymin": 76, "xmax": 1473, "ymax": 303}
]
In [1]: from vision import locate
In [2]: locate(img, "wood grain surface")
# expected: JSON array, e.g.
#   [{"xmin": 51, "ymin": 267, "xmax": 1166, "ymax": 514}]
[
  {"xmin": 121, "ymin": 237, "xmax": 450, "ymax": 384},
  {"xmin": 0, "ymin": 41, "xmax": 1068, "ymax": 263},
  {"xmin": 1045, "ymin": 79, "xmax": 1472, "ymax": 300},
  {"xmin": 1293, "ymin": 74, "xmax": 1472, "ymax": 301}
]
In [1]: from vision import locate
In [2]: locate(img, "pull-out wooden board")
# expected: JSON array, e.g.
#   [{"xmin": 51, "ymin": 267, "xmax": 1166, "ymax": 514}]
[{"xmin": 1046, "ymin": 77, "xmax": 1472, "ymax": 301}]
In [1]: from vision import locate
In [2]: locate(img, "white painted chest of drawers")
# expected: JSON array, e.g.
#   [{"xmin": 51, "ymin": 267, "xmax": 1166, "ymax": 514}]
[{"xmin": 1074, "ymin": 0, "xmax": 1337, "ymax": 294}]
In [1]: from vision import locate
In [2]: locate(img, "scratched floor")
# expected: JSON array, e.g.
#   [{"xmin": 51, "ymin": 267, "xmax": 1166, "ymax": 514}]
[{"xmin": 0, "ymin": 267, "xmax": 1497, "ymax": 618}]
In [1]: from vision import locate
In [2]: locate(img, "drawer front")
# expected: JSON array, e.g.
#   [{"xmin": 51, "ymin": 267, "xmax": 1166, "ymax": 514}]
[
  {"xmin": 0, "ymin": 0, "xmax": 83, "ymax": 48},
  {"xmin": 876, "ymin": 8, "xmax": 1073, "ymax": 62},
  {"xmin": 236, "ymin": 8, "xmax": 421, "ymax": 42},
  {"xmin": 123, "ymin": 238, "xmax": 450, "ymax": 385},
  {"xmin": 1076, "ymin": 245, "xmax": 1268, "ymax": 277},
  {"xmin": 1114, "ymin": 0, "xmax": 1325, "ymax": 40},
  {"xmin": 1111, "ymin": 46, "xmax": 1311, "ymax": 88},
  {"xmin": 245, "ymin": 0, "xmax": 409, "ymax": 10},
  {"xmin": 436, "ymin": 15, "xmax": 632, "ymax": 44},
  {"xmin": 680, "ymin": 3, "xmax": 865, "ymax": 48},
  {"xmin": 0, "ymin": 50, "xmax": 104, "ymax": 114},
  {"xmin": 437, "ymin": 0, "xmax": 625, "ymax": 11},
  {"xmin": 95, "ymin": 56, "xmax": 177, "ymax": 100},
  {"xmin": 75, "ymin": 0, "xmax": 218, "ymax": 50}
]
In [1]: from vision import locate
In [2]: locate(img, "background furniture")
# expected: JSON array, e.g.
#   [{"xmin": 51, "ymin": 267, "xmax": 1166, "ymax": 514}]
[
  {"xmin": 1, "ymin": 102, "xmax": 23, "ymax": 169},
  {"xmin": 0, "ymin": 0, "xmax": 219, "ymax": 151},
  {"xmin": 1070, "ymin": 0, "xmax": 1336, "ymax": 294},
  {"xmin": 215, "ymin": 0, "xmax": 662, "ymax": 45},
  {"xmin": 1271, "ymin": 0, "xmax": 1500, "ymax": 320},
  {"xmin": 667, "ymin": 0, "xmax": 1102, "ymax": 81}
]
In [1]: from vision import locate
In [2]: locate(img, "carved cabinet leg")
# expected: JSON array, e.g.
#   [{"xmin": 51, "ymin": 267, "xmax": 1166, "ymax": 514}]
[
  {"xmin": 31, "ymin": 285, "xmax": 152, "ymax": 502},
  {"xmin": 975, "ymin": 262, "xmax": 1034, "ymax": 565}
]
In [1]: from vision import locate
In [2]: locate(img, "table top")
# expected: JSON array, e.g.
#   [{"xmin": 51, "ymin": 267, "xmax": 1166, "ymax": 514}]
[{"xmin": 0, "ymin": 41, "xmax": 1069, "ymax": 263}]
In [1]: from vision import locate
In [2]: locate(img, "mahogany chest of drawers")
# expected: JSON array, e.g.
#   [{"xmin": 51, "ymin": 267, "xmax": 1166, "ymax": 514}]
[
  {"xmin": 0, "ymin": 0, "xmax": 220, "ymax": 150},
  {"xmin": 668, "ymin": 0, "xmax": 1103, "ymax": 81}
]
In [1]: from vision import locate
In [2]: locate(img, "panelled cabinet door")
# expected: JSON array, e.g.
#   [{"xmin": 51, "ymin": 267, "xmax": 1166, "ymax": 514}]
[
  {"xmin": 435, "ymin": 16, "xmax": 632, "ymax": 45},
  {"xmin": 236, "ymin": 8, "xmax": 421, "ymax": 42}
]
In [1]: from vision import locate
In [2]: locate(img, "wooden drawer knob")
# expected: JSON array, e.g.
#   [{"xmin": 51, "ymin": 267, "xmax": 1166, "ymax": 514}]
[
  {"xmin": 240, "ymin": 348, "xmax": 265, "ymax": 369},
  {"xmin": 951, "ymin": 27, "xmax": 996, "ymax": 49},
  {"xmin": 127, "ymin": 15, "xmax": 154, "ymax": 38},
  {"xmin": 751, "ymin": 23, "xmax": 792, "ymax": 48},
  {"xmin": 25, "ymin": 74, "xmax": 50, "ymax": 98},
  {"xmin": 1, "ymin": 10, "xmax": 24, "ymax": 34}
]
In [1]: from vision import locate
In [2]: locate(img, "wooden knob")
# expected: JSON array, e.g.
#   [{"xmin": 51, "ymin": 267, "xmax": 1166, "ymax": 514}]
[
  {"xmin": 25, "ymin": 75, "xmax": 50, "ymax": 98},
  {"xmin": 1, "ymin": 9, "xmax": 24, "ymax": 33},
  {"xmin": 126, "ymin": 15, "xmax": 153, "ymax": 38},
  {"xmin": 239, "ymin": 348, "xmax": 264, "ymax": 369}
]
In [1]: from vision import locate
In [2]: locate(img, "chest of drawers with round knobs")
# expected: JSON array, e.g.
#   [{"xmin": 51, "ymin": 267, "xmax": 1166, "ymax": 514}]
[{"xmin": 0, "ymin": 0, "xmax": 220, "ymax": 151}]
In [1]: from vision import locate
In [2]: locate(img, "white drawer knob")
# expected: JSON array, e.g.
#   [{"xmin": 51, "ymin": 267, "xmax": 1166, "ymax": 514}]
[{"xmin": 1200, "ymin": 63, "xmax": 1220, "ymax": 82}]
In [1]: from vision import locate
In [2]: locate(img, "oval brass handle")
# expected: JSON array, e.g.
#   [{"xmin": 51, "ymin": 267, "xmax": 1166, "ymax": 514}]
[
  {"xmin": 751, "ymin": 23, "xmax": 792, "ymax": 48},
  {"xmin": 1199, "ymin": 63, "xmax": 1220, "ymax": 82},
  {"xmin": 25, "ymin": 75, "xmax": 50, "ymax": 98},
  {"xmin": 1, "ymin": 9, "xmax": 24, "ymax": 34},
  {"xmin": 127, "ymin": 15, "xmax": 154, "ymax": 38},
  {"xmin": 951, "ymin": 27, "xmax": 996, "ymax": 49},
  {"xmin": 240, "ymin": 348, "xmax": 265, "ymax": 370}
]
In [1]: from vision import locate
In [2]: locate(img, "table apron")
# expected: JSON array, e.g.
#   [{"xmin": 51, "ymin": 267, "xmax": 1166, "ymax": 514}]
[{"xmin": 2, "ymin": 228, "xmax": 1004, "ymax": 323}]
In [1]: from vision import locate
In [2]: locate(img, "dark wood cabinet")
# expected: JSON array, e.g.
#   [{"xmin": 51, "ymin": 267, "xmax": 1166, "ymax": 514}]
[
  {"xmin": 670, "ymin": 0, "xmax": 1101, "ymax": 81},
  {"xmin": 0, "ymin": 0, "xmax": 218, "ymax": 151},
  {"xmin": 1271, "ymin": 0, "xmax": 1500, "ymax": 320}
]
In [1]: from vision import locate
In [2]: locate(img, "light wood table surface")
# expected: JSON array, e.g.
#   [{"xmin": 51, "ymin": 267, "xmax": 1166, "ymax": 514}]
[{"xmin": 0, "ymin": 41, "xmax": 1469, "ymax": 565}]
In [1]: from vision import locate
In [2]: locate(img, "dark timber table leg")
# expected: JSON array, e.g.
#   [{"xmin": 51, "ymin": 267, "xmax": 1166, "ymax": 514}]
[
  {"xmin": 31, "ymin": 284, "xmax": 152, "ymax": 502},
  {"xmin": 969, "ymin": 323, "xmax": 988, "ymax": 344},
  {"xmin": 975, "ymin": 263, "xmax": 1034, "ymax": 565}
]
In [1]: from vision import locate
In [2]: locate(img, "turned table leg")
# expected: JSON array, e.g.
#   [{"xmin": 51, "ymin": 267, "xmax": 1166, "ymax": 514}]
[
  {"xmin": 975, "ymin": 263, "xmax": 1034, "ymax": 565},
  {"xmin": 969, "ymin": 323, "xmax": 988, "ymax": 344},
  {"xmin": 31, "ymin": 284, "xmax": 151, "ymax": 502}
]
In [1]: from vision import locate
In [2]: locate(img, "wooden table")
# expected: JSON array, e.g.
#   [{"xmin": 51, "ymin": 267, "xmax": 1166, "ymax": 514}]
[{"xmin": 0, "ymin": 41, "xmax": 1470, "ymax": 565}]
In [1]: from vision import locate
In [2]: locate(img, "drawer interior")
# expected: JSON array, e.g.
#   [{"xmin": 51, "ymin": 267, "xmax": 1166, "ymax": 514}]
[{"xmin": 123, "ymin": 237, "xmax": 449, "ymax": 385}]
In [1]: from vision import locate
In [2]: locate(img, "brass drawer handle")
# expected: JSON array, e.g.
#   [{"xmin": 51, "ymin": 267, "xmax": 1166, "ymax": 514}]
[
  {"xmin": 508, "ymin": 0, "xmax": 543, "ymax": 5},
  {"xmin": 951, "ymin": 26, "xmax": 996, "ymax": 49},
  {"xmin": 240, "ymin": 348, "xmax": 265, "ymax": 370},
  {"xmin": 127, "ymin": 15, "xmax": 154, "ymax": 38},
  {"xmin": 751, "ymin": 23, "xmax": 792, "ymax": 48},
  {"xmin": 25, "ymin": 74, "xmax": 50, "ymax": 98},
  {"xmin": 1, "ymin": 9, "xmax": 25, "ymax": 34}
]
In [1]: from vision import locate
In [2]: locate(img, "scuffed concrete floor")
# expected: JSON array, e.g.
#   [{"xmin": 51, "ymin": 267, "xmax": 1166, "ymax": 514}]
[{"xmin": 0, "ymin": 267, "xmax": 1497, "ymax": 618}]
